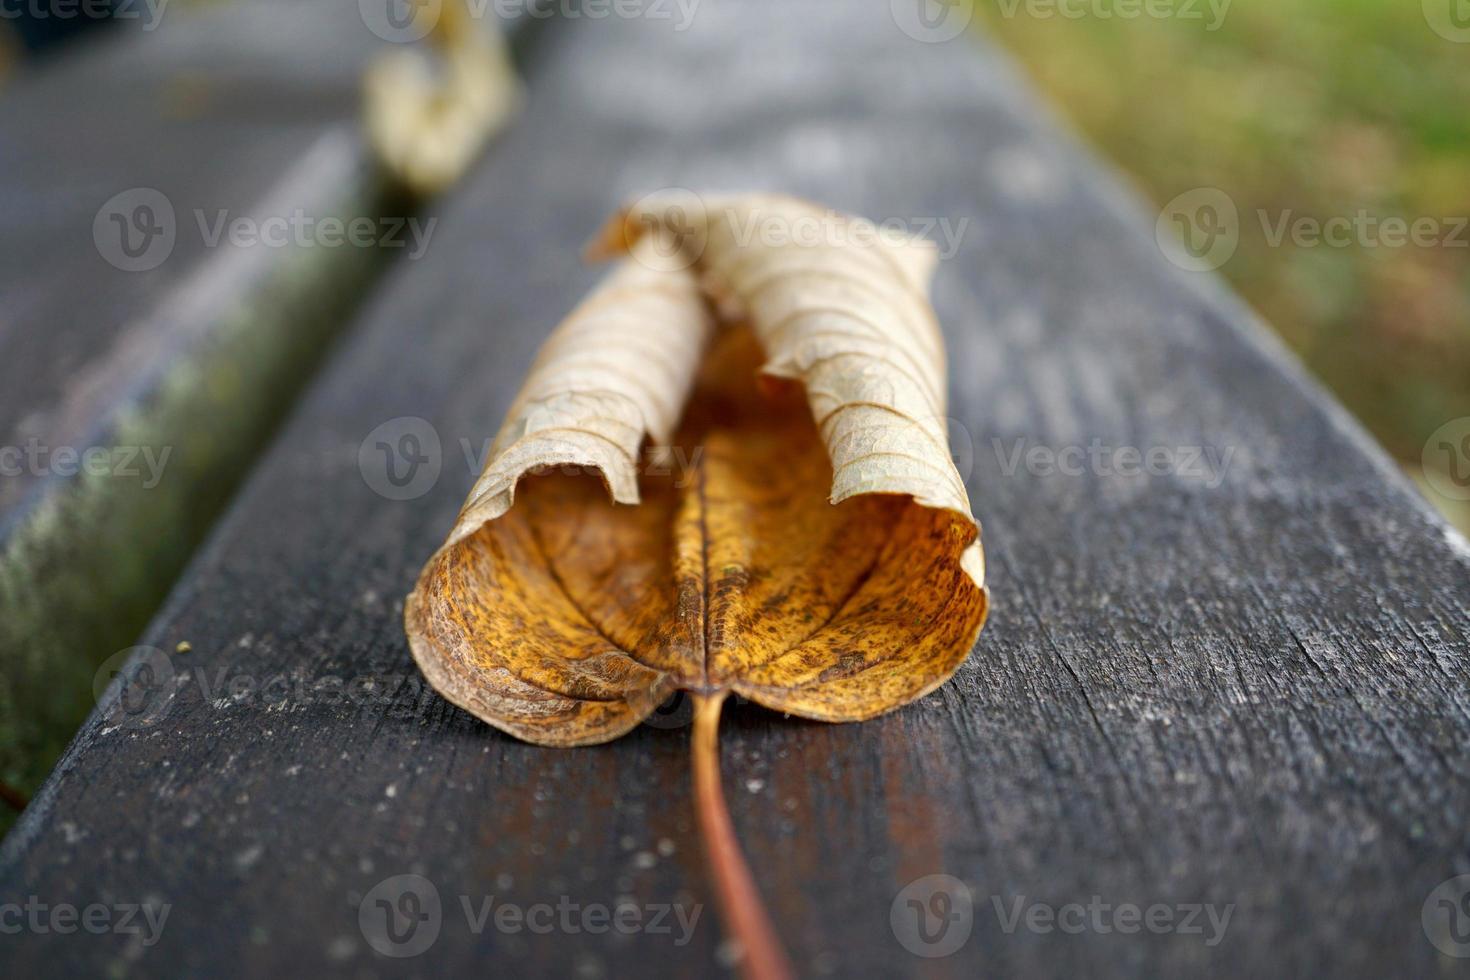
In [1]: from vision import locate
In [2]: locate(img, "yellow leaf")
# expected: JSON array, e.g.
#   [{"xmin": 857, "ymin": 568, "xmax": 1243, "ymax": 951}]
[
  {"xmin": 403, "ymin": 195, "xmax": 989, "ymax": 978},
  {"xmin": 406, "ymin": 195, "xmax": 987, "ymax": 744}
]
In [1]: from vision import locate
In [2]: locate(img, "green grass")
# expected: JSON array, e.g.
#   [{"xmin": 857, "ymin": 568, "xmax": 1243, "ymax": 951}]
[{"xmin": 973, "ymin": 0, "xmax": 1470, "ymax": 529}]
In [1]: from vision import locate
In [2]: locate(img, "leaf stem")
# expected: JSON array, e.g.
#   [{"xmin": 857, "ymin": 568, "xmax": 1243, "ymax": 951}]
[{"xmin": 691, "ymin": 692, "xmax": 795, "ymax": 980}]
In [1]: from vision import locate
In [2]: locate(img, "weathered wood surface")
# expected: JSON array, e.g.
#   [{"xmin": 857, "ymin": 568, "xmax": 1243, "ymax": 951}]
[
  {"xmin": 4, "ymin": 2, "xmax": 1470, "ymax": 977},
  {"xmin": 0, "ymin": 0, "xmax": 380, "ymax": 461},
  {"xmin": 0, "ymin": 1, "xmax": 399, "ymax": 803}
]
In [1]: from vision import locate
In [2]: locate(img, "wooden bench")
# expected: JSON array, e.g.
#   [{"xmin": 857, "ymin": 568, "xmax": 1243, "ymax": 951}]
[
  {"xmin": 3, "ymin": 1, "xmax": 1468, "ymax": 977},
  {"xmin": 0, "ymin": 0, "xmax": 530, "ymax": 807},
  {"xmin": 0, "ymin": 0, "xmax": 394, "ymax": 804}
]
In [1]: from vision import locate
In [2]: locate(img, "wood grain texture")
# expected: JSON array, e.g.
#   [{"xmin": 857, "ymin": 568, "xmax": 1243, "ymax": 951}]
[
  {"xmin": 0, "ymin": 0, "xmax": 380, "ymax": 454},
  {"xmin": 0, "ymin": 0, "xmax": 400, "ymax": 804},
  {"xmin": 3, "ymin": 2, "xmax": 1469, "ymax": 977}
]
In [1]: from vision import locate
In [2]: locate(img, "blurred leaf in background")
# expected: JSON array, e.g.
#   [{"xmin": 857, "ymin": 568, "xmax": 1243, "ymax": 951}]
[{"xmin": 973, "ymin": 0, "xmax": 1470, "ymax": 530}]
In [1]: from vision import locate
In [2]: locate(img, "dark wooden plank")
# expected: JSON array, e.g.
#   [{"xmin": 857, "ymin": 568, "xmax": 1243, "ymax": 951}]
[
  {"xmin": 4, "ymin": 2, "xmax": 1469, "ymax": 977},
  {"xmin": 0, "ymin": 0, "xmax": 381, "ymax": 442},
  {"xmin": 0, "ymin": 0, "xmax": 429, "ymax": 805}
]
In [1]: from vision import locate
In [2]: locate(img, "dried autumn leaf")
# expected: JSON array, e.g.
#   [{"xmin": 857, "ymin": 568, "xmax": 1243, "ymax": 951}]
[
  {"xmin": 403, "ymin": 195, "xmax": 989, "ymax": 978},
  {"xmin": 364, "ymin": 0, "xmax": 519, "ymax": 198},
  {"xmin": 406, "ymin": 196, "xmax": 987, "ymax": 742}
]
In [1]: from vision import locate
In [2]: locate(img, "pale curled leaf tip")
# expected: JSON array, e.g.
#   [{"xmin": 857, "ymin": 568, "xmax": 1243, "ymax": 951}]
[
  {"xmin": 442, "ymin": 233, "xmax": 713, "ymax": 553},
  {"xmin": 601, "ymin": 193, "xmax": 983, "ymax": 588},
  {"xmin": 407, "ymin": 195, "xmax": 987, "ymax": 746}
]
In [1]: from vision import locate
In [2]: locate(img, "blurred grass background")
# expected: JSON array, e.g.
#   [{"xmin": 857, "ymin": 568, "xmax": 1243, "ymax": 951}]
[{"xmin": 973, "ymin": 0, "xmax": 1470, "ymax": 530}]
